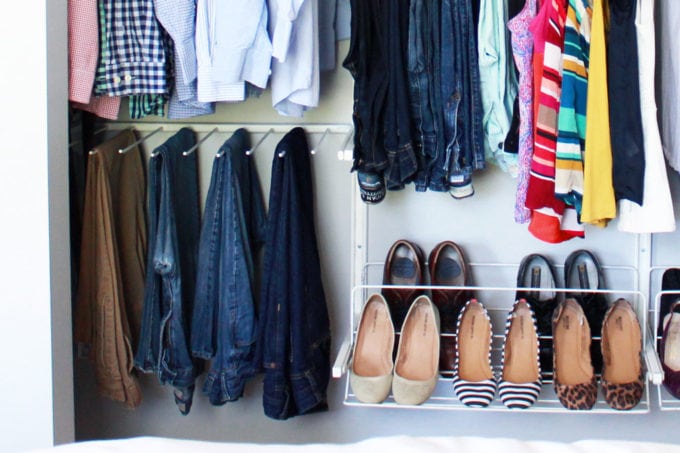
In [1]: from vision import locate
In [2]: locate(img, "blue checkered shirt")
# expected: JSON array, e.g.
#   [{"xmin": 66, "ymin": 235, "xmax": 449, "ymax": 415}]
[{"xmin": 94, "ymin": 0, "xmax": 168, "ymax": 96}]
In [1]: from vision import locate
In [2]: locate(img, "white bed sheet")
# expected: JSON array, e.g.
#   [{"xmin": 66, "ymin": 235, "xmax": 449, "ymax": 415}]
[{"xmin": 30, "ymin": 435, "xmax": 680, "ymax": 453}]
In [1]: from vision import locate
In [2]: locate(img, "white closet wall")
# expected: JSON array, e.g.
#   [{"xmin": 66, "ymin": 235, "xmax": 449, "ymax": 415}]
[
  {"xmin": 71, "ymin": 37, "xmax": 680, "ymax": 443},
  {"xmin": 0, "ymin": 0, "xmax": 73, "ymax": 451}
]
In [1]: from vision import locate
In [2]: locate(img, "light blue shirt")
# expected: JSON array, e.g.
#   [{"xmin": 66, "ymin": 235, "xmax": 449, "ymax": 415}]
[
  {"xmin": 153, "ymin": 0, "xmax": 215, "ymax": 119},
  {"xmin": 269, "ymin": 0, "xmax": 319, "ymax": 117},
  {"xmin": 196, "ymin": 0, "xmax": 272, "ymax": 102},
  {"xmin": 478, "ymin": 0, "xmax": 518, "ymax": 174}
]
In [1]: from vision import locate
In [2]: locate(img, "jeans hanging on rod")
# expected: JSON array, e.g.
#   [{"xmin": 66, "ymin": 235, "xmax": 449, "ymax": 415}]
[
  {"xmin": 135, "ymin": 128, "xmax": 201, "ymax": 415},
  {"xmin": 256, "ymin": 128, "xmax": 331, "ymax": 420},
  {"xmin": 191, "ymin": 129, "xmax": 266, "ymax": 406}
]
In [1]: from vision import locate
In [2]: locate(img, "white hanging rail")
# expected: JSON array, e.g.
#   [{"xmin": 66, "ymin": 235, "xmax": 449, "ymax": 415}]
[
  {"xmin": 99, "ymin": 122, "xmax": 354, "ymax": 158},
  {"xmin": 102, "ymin": 122, "xmax": 352, "ymax": 135}
]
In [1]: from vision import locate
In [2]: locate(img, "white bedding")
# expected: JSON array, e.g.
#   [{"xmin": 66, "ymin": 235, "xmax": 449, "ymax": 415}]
[{"xmin": 30, "ymin": 436, "xmax": 680, "ymax": 453}]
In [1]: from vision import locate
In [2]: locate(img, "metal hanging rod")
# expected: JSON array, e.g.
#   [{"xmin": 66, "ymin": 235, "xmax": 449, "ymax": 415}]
[
  {"xmin": 311, "ymin": 128, "xmax": 331, "ymax": 155},
  {"xmin": 340, "ymin": 130, "xmax": 354, "ymax": 152},
  {"xmin": 183, "ymin": 127, "xmax": 219, "ymax": 157},
  {"xmin": 100, "ymin": 122, "xmax": 352, "ymax": 136},
  {"xmin": 245, "ymin": 128, "xmax": 274, "ymax": 156},
  {"xmin": 118, "ymin": 127, "xmax": 163, "ymax": 154},
  {"xmin": 69, "ymin": 126, "xmax": 108, "ymax": 148},
  {"xmin": 94, "ymin": 123, "xmax": 354, "ymax": 158},
  {"xmin": 88, "ymin": 127, "xmax": 136, "ymax": 155}
]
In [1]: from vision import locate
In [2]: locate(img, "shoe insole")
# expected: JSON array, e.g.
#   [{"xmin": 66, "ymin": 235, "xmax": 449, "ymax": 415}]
[
  {"xmin": 390, "ymin": 256, "xmax": 416, "ymax": 285},
  {"xmin": 603, "ymin": 303, "xmax": 641, "ymax": 384},
  {"xmin": 503, "ymin": 303, "xmax": 540, "ymax": 383},
  {"xmin": 395, "ymin": 302, "xmax": 437, "ymax": 381},
  {"xmin": 520, "ymin": 259, "xmax": 555, "ymax": 301},
  {"xmin": 435, "ymin": 253, "xmax": 463, "ymax": 285},
  {"xmin": 554, "ymin": 301, "xmax": 593, "ymax": 385},
  {"xmin": 458, "ymin": 303, "xmax": 493, "ymax": 381},
  {"xmin": 664, "ymin": 313, "xmax": 680, "ymax": 371},
  {"xmin": 354, "ymin": 300, "xmax": 393, "ymax": 377},
  {"xmin": 567, "ymin": 257, "xmax": 599, "ymax": 291}
]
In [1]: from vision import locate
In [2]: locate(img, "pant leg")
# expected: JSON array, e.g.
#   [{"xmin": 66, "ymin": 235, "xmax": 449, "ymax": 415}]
[
  {"xmin": 383, "ymin": 0, "xmax": 417, "ymax": 190},
  {"xmin": 134, "ymin": 151, "xmax": 162, "ymax": 373},
  {"xmin": 108, "ymin": 129, "xmax": 147, "ymax": 349},
  {"xmin": 286, "ymin": 129, "xmax": 331, "ymax": 415},
  {"xmin": 262, "ymin": 138, "xmax": 296, "ymax": 419},
  {"xmin": 78, "ymin": 131, "xmax": 143, "ymax": 409}
]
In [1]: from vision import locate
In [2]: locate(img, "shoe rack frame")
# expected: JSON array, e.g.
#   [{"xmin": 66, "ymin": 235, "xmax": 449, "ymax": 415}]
[
  {"xmin": 332, "ymin": 182, "xmax": 666, "ymax": 414},
  {"xmin": 649, "ymin": 264, "xmax": 680, "ymax": 410}
]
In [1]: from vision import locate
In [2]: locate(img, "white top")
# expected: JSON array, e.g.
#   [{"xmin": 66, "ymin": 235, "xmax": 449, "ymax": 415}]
[
  {"xmin": 659, "ymin": 0, "xmax": 680, "ymax": 172},
  {"xmin": 269, "ymin": 0, "xmax": 319, "ymax": 117},
  {"xmin": 618, "ymin": 0, "xmax": 675, "ymax": 233},
  {"xmin": 195, "ymin": 0, "xmax": 272, "ymax": 103}
]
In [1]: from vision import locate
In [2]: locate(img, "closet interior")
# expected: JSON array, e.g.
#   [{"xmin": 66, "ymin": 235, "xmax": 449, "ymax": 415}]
[{"xmin": 65, "ymin": 0, "xmax": 680, "ymax": 445}]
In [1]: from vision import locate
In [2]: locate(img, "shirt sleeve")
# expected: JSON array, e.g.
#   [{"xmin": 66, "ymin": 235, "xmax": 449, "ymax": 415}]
[{"xmin": 272, "ymin": 0, "xmax": 307, "ymax": 62}]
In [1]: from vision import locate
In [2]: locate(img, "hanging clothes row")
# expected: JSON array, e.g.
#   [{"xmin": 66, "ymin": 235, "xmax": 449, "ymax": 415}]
[
  {"xmin": 67, "ymin": 0, "xmax": 351, "ymax": 121},
  {"xmin": 74, "ymin": 126, "xmax": 332, "ymax": 419},
  {"xmin": 513, "ymin": 0, "xmax": 674, "ymax": 243},
  {"xmin": 345, "ymin": 0, "xmax": 486, "ymax": 202},
  {"xmin": 344, "ymin": 0, "xmax": 675, "ymax": 242}
]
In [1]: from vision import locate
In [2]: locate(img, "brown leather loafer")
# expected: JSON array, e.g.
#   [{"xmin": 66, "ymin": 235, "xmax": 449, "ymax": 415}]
[
  {"xmin": 428, "ymin": 240, "xmax": 471, "ymax": 376},
  {"xmin": 382, "ymin": 240, "xmax": 425, "ymax": 329}
]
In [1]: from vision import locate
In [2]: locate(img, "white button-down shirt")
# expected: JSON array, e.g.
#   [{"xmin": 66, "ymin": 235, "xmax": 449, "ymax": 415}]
[
  {"xmin": 269, "ymin": 0, "xmax": 319, "ymax": 117},
  {"xmin": 196, "ymin": 0, "xmax": 272, "ymax": 103}
]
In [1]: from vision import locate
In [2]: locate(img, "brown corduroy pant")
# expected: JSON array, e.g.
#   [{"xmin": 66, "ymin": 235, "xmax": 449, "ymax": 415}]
[{"xmin": 74, "ymin": 129, "xmax": 146, "ymax": 409}]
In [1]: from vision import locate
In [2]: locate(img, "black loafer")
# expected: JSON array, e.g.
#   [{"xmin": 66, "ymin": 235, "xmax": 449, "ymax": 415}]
[
  {"xmin": 564, "ymin": 249, "xmax": 609, "ymax": 374},
  {"xmin": 515, "ymin": 254, "xmax": 558, "ymax": 378}
]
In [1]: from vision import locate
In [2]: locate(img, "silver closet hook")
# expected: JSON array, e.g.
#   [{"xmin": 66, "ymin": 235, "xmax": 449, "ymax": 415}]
[
  {"xmin": 340, "ymin": 130, "xmax": 353, "ymax": 152},
  {"xmin": 246, "ymin": 128, "xmax": 274, "ymax": 156},
  {"xmin": 87, "ymin": 127, "xmax": 133, "ymax": 155},
  {"xmin": 118, "ymin": 127, "xmax": 163, "ymax": 154},
  {"xmin": 311, "ymin": 128, "xmax": 331, "ymax": 155},
  {"xmin": 182, "ymin": 127, "xmax": 219, "ymax": 157}
]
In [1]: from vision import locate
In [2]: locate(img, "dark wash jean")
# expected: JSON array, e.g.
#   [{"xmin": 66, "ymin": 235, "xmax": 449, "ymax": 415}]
[
  {"xmin": 135, "ymin": 127, "xmax": 200, "ymax": 415},
  {"xmin": 408, "ymin": 0, "xmax": 444, "ymax": 191},
  {"xmin": 257, "ymin": 128, "xmax": 331, "ymax": 420},
  {"xmin": 343, "ymin": 0, "xmax": 417, "ymax": 190},
  {"xmin": 343, "ymin": 0, "xmax": 388, "ymax": 175},
  {"xmin": 191, "ymin": 129, "xmax": 266, "ymax": 406},
  {"xmin": 432, "ymin": 0, "xmax": 485, "ymax": 192},
  {"xmin": 383, "ymin": 0, "xmax": 418, "ymax": 189}
]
